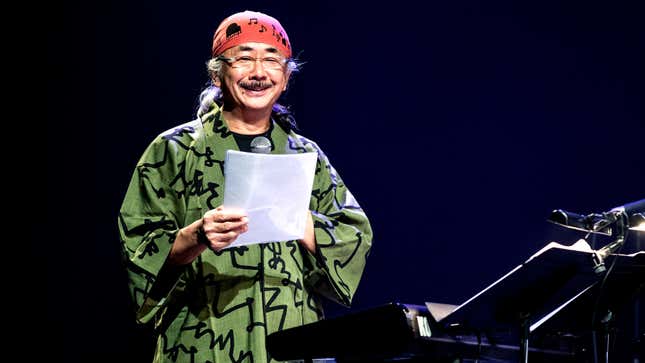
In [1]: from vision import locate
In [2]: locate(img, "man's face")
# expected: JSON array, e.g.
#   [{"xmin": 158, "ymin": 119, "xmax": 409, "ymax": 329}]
[{"xmin": 215, "ymin": 42, "xmax": 290, "ymax": 113}]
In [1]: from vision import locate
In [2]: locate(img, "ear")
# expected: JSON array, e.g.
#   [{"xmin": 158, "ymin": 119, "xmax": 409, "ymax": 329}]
[{"xmin": 212, "ymin": 75, "xmax": 222, "ymax": 88}]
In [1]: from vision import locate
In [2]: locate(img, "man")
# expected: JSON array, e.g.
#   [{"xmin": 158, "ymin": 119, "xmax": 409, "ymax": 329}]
[{"xmin": 118, "ymin": 10, "xmax": 373, "ymax": 362}]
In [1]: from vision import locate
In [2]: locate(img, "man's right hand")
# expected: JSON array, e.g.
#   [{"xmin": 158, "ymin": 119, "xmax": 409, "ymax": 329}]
[
  {"xmin": 200, "ymin": 206, "xmax": 249, "ymax": 251},
  {"xmin": 168, "ymin": 206, "xmax": 248, "ymax": 266}
]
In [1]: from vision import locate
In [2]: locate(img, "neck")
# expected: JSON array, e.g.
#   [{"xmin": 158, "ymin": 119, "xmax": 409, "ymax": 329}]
[{"xmin": 222, "ymin": 106, "xmax": 272, "ymax": 135}]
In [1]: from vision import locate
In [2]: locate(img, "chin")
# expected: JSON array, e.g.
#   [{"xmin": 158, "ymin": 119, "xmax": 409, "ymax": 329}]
[
  {"xmin": 242, "ymin": 97, "xmax": 279, "ymax": 110},
  {"xmin": 242, "ymin": 102, "xmax": 272, "ymax": 111}
]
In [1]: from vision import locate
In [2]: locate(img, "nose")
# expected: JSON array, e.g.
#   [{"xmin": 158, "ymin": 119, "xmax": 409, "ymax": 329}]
[{"xmin": 248, "ymin": 59, "xmax": 268, "ymax": 79}]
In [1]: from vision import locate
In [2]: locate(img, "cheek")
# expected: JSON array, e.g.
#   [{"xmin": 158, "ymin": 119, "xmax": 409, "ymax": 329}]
[
  {"xmin": 222, "ymin": 70, "xmax": 243, "ymax": 85},
  {"xmin": 275, "ymin": 75, "xmax": 288, "ymax": 89},
  {"xmin": 223, "ymin": 75, "xmax": 242, "ymax": 92}
]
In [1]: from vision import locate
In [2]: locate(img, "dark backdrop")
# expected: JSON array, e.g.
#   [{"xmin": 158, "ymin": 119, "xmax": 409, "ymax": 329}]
[{"xmin": 46, "ymin": 0, "xmax": 643, "ymax": 362}]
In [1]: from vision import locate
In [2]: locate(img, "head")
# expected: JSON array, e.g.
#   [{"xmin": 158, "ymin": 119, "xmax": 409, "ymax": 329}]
[{"xmin": 204, "ymin": 11, "xmax": 300, "ymax": 117}]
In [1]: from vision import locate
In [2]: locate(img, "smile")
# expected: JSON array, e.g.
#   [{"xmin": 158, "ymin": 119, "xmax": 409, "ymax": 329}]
[{"xmin": 240, "ymin": 81, "xmax": 272, "ymax": 92}]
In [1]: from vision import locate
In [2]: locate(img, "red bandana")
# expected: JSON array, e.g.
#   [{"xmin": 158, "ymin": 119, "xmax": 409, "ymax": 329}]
[{"xmin": 212, "ymin": 10, "xmax": 292, "ymax": 58}]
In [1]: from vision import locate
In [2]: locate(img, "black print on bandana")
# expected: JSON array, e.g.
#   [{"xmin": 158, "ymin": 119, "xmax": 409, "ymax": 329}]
[
  {"xmin": 270, "ymin": 25, "xmax": 290, "ymax": 49},
  {"xmin": 226, "ymin": 23, "xmax": 242, "ymax": 39}
]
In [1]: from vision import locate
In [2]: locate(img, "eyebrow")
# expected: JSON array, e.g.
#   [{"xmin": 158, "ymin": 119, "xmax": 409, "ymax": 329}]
[{"xmin": 237, "ymin": 45, "xmax": 279, "ymax": 54}]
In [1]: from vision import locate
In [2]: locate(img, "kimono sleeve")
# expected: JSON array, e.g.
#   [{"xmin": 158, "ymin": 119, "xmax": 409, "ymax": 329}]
[
  {"xmin": 305, "ymin": 144, "xmax": 373, "ymax": 306},
  {"xmin": 117, "ymin": 136, "xmax": 188, "ymax": 324}
]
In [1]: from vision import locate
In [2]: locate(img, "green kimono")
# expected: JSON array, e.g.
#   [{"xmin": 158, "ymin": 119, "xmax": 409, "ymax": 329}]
[{"xmin": 118, "ymin": 101, "xmax": 373, "ymax": 363}]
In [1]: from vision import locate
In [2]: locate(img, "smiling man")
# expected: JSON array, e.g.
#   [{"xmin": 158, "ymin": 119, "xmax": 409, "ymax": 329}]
[{"xmin": 118, "ymin": 10, "xmax": 373, "ymax": 363}]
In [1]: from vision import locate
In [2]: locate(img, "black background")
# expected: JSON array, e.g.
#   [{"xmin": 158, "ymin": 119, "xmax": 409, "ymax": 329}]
[{"xmin": 46, "ymin": 0, "xmax": 643, "ymax": 361}]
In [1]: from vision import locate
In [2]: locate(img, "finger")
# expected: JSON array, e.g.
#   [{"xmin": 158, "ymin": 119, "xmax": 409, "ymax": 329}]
[
  {"xmin": 209, "ymin": 241, "xmax": 234, "ymax": 252},
  {"xmin": 208, "ymin": 218, "xmax": 248, "ymax": 233},
  {"xmin": 204, "ymin": 207, "xmax": 247, "ymax": 223},
  {"xmin": 204, "ymin": 230, "xmax": 242, "ymax": 252},
  {"xmin": 232, "ymin": 223, "xmax": 248, "ymax": 234},
  {"xmin": 205, "ymin": 230, "xmax": 240, "ymax": 244}
]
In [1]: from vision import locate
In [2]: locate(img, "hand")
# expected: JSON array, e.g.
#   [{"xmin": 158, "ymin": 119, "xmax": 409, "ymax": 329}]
[{"xmin": 200, "ymin": 206, "xmax": 249, "ymax": 251}]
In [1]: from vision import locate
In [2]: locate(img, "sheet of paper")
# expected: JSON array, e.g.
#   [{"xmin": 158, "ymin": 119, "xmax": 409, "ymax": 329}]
[{"xmin": 223, "ymin": 150, "xmax": 318, "ymax": 247}]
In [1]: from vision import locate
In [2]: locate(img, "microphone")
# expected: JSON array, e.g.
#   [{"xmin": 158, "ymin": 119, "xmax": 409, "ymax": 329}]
[
  {"xmin": 547, "ymin": 198, "xmax": 645, "ymax": 234},
  {"xmin": 595, "ymin": 198, "xmax": 645, "ymax": 268},
  {"xmin": 547, "ymin": 209, "xmax": 612, "ymax": 235},
  {"xmin": 610, "ymin": 198, "xmax": 645, "ymax": 231},
  {"xmin": 250, "ymin": 136, "xmax": 272, "ymax": 154},
  {"xmin": 610, "ymin": 198, "xmax": 645, "ymax": 215}
]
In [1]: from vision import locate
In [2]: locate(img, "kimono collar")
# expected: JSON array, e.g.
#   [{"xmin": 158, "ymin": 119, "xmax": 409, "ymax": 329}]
[{"xmin": 197, "ymin": 100, "xmax": 303, "ymax": 155}]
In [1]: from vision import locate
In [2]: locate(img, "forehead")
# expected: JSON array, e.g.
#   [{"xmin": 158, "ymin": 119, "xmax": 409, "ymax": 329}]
[{"xmin": 226, "ymin": 42, "xmax": 283, "ymax": 56}]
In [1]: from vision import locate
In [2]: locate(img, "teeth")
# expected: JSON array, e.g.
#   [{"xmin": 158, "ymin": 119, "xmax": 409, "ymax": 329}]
[{"xmin": 242, "ymin": 83, "xmax": 270, "ymax": 91}]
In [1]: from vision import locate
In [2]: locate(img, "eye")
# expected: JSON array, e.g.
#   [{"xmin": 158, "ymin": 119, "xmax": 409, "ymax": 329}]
[
  {"xmin": 262, "ymin": 58, "xmax": 285, "ymax": 69},
  {"xmin": 236, "ymin": 56, "xmax": 254, "ymax": 63}
]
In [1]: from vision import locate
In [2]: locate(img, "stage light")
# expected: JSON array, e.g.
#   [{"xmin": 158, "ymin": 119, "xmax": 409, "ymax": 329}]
[{"xmin": 629, "ymin": 213, "xmax": 645, "ymax": 231}]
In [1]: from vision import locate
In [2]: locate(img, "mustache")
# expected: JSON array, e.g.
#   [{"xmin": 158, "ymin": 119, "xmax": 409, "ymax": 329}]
[{"xmin": 239, "ymin": 81, "xmax": 272, "ymax": 90}]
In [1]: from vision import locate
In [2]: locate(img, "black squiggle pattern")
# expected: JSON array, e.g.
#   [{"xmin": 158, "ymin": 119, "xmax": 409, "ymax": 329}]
[
  {"xmin": 263, "ymin": 286, "xmax": 288, "ymax": 332},
  {"xmin": 161, "ymin": 125, "xmax": 197, "ymax": 150},
  {"xmin": 228, "ymin": 247, "xmax": 262, "ymax": 271},
  {"xmin": 286, "ymin": 136, "xmax": 308, "ymax": 153},
  {"xmin": 203, "ymin": 275, "xmax": 266, "ymax": 333},
  {"xmin": 173, "ymin": 324, "xmax": 254, "ymax": 363},
  {"xmin": 212, "ymin": 117, "xmax": 234, "ymax": 139},
  {"xmin": 266, "ymin": 243, "xmax": 292, "ymax": 283}
]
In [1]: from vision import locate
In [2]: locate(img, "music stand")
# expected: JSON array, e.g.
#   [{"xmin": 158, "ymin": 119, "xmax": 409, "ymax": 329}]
[{"xmin": 435, "ymin": 240, "xmax": 605, "ymax": 363}]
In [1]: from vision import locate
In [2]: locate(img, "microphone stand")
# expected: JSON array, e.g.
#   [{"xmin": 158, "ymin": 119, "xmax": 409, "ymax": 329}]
[
  {"xmin": 588, "ymin": 211, "xmax": 629, "ymax": 363},
  {"xmin": 590, "ymin": 211, "xmax": 627, "ymax": 275},
  {"xmin": 547, "ymin": 201, "xmax": 643, "ymax": 363}
]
